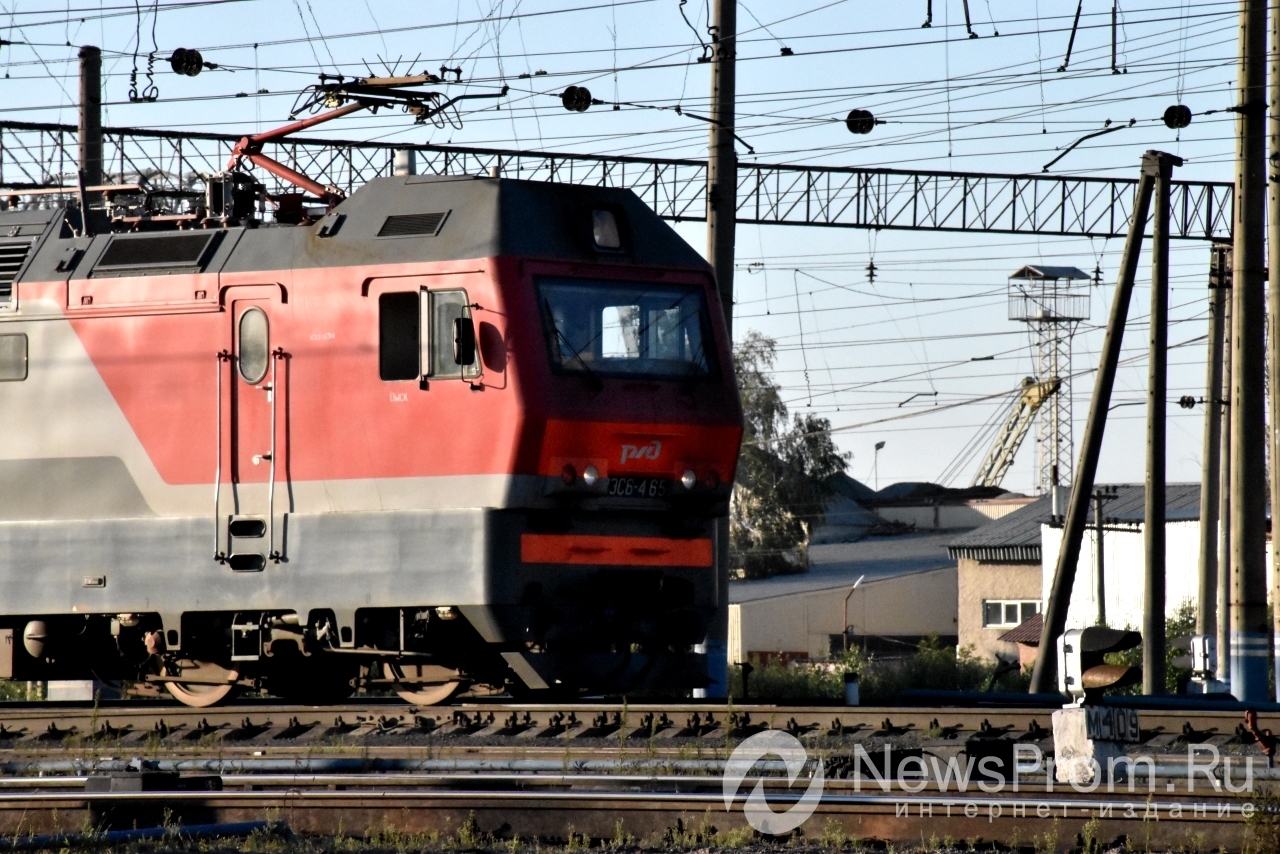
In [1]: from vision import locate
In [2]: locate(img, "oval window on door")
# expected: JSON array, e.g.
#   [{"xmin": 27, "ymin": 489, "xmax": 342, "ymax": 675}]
[{"xmin": 238, "ymin": 307, "xmax": 269, "ymax": 383}]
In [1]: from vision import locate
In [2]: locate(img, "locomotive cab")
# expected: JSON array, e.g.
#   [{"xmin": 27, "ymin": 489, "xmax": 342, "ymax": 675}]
[{"xmin": 0, "ymin": 174, "xmax": 742, "ymax": 705}]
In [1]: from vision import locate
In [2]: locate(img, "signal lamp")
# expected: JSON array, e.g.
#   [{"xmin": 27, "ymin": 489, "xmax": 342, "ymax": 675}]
[
  {"xmin": 583, "ymin": 465, "xmax": 599, "ymax": 486},
  {"xmin": 561, "ymin": 464, "xmax": 577, "ymax": 485},
  {"xmin": 705, "ymin": 469, "xmax": 720, "ymax": 489},
  {"xmin": 681, "ymin": 470, "xmax": 697, "ymax": 490},
  {"xmin": 1058, "ymin": 626, "xmax": 1142, "ymax": 704}
]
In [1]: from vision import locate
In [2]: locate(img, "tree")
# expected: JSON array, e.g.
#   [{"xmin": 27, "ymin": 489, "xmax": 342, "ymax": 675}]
[{"xmin": 731, "ymin": 332, "xmax": 850, "ymax": 579}]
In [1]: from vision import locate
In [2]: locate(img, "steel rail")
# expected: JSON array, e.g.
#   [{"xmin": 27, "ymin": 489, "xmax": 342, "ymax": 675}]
[
  {"xmin": 0, "ymin": 120, "xmax": 1233, "ymax": 240},
  {"xmin": 0, "ymin": 784, "xmax": 1253, "ymax": 851}
]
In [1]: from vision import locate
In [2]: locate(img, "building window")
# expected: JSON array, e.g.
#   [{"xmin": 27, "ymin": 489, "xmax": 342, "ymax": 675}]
[{"xmin": 982, "ymin": 599, "xmax": 1040, "ymax": 628}]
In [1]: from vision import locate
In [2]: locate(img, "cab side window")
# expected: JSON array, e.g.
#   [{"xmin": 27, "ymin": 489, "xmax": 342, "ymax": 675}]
[
  {"xmin": 379, "ymin": 289, "xmax": 479, "ymax": 381},
  {"xmin": 379, "ymin": 292, "xmax": 420, "ymax": 381},
  {"xmin": 425, "ymin": 289, "xmax": 479, "ymax": 379},
  {"xmin": 0, "ymin": 333, "xmax": 26, "ymax": 381}
]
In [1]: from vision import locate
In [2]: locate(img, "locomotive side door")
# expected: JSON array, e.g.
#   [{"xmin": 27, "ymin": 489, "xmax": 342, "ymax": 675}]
[{"xmin": 218, "ymin": 296, "xmax": 287, "ymax": 570}]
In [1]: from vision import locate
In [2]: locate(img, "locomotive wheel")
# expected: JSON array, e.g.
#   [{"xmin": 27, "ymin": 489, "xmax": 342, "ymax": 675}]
[
  {"xmin": 390, "ymin": 662, "xmax": 466, "ymax": 706},
  {"xmin": 395, "ymin": 680, "xmax": 463, "ymax": 706},
  {"xmin": 164, "ymin": 660, "xmax": 241, "ymax": 708}
]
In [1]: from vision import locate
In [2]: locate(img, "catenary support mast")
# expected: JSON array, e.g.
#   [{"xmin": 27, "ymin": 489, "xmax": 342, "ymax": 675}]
[
  {"xmin": 1230, "ymin": 0, "xmax": 1269, "ymax": 703},
  {"xmin": 1144, "ymin": 156, "xmax": 1174, "ymax": 695},
  {"xmin": 77, "ymin": 46, "xmax": 101, "ymax": 187},
  {"xmin": 1268, "ymin": 0, "xmax": 1280, "ymax": 698},
  {"xmin": 702, "ymin": 0, "xmax": 736, "ymax": 700},
  {"xmin": 1197, "ymin": 248, "xmax": 1228, "ymax": 644}
]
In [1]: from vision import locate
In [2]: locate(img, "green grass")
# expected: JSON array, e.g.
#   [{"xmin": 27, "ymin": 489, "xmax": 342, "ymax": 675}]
[{"xmin": 729, "ymin": 635, "xmax": 1030, "ymax": 703}]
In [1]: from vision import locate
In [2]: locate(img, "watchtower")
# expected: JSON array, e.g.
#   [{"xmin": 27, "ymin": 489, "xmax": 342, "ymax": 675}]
[{"xmin": 1008, "ymin": 265, "xmax": 1091, "ymax": 494}]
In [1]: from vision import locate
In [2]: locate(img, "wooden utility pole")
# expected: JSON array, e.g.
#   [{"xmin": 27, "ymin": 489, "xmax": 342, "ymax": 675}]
[
  {"xmin": 703, "ymin": 0, "xmax": 736, "ymax": 700},
  {"xmin": 1028, "ymin": 152, "xmax": 1162, "ymax": 694},
  {"xmin": 1230, "ymin": 0, "xmax": 1269, "ymax": 702}
]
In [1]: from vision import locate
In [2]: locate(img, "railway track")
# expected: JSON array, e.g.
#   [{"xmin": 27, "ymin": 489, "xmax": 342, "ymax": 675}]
[
  {"xmin": 0, "ymin": 698, "xmax": 1267, "ymax": 754},
  {"xmin": 0, "ymin": 699, "xmax": 1273, "ymax": 851}
]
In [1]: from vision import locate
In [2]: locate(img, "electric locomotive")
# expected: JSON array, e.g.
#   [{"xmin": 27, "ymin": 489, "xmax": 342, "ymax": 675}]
[{"xmin": 0, "ymin": 168, "xmax": 741, "ymax": 705}]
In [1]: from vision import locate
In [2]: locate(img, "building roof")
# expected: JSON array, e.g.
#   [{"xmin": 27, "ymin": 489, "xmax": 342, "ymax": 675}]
[
  {"xmin": 998, "ymin": 612, "xmax": 1043, "ymax": 645},
  {"xmin": 1089, "ymin": 482, "xmax": 1201, "ymax": 524},
  {"xmin": 947, "ymin": 495, "xmax": 1051, "ymax": 562},
  {"xmin": 946, "ymin": 483, "xmax": 1204, "ymax": 562},
  {"xmin": 730, "ymin": 530, "xmax": 958, "ymax": 603},
  {"xmin": 1008, "ymin": 265, "xmax": 1091, "ymax": 281}
]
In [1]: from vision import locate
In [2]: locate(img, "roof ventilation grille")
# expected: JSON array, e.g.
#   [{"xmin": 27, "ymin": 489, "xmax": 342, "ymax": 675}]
[
  {"xmin": 93, "ymin": 232, "xmax": 216, "ymax": 277},
  {"xmin": 377, "ymin": 211, "xmax": 450, "ymax": 238},
  {"xmin": 0, "ymin": 242, "xmax": 32, "ymax": 300}
]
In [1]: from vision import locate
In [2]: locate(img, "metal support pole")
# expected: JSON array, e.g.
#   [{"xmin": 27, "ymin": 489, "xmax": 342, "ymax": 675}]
[
  {"xmin": 1144, "ymin": 154, "xmax": 1175, "ymax": 695},
  {"xmin": 1219, "ymin": 282, "xmax": 1234, "ymax": 683},
  {"xmin": 701, "ymin": 0, "xmax": 736, "ymax": 701},
  {"xmin": 1197, "ymin": 247, "xmax": 1228, "ymax": 642},
  {"xmin": 1230, "ymin": 0, "xmax": 1269, "ymax": 703},
  {"xmin": 1094, "ymin": 490, "xmax": 1106, "ymax": 626},
  {"xmin": 708, "ymin": 0, "xmax": 737, "ymax": 333},
  {"xmin": 1268, "ymin": 0, "xmax": 1280, "ymax": 699},
  {"xmin": 77, "ymin": 46, "xmax": 102, "ymax": 187},
  {"xmin": 1028, "ymin": 152, "xmax": 1162, "ymax": 694}
]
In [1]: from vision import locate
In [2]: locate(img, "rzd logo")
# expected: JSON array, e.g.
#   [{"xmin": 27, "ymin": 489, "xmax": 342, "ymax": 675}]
[
  {"xmin": 619, "ymin": 440, "xmax": 662, "ymax": 465},
  {"xmin": 722, "ymin": 730, "xmax": 824, "ymax": 835}
]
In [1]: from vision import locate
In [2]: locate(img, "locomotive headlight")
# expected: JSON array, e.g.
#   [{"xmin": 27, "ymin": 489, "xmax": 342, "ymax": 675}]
[
  {"xmin": 680, "ymin": 469, "xmax": 697, "ymax": 490},
  {"xmin": 582, "ymin": 465, "xmax": 599, "ymax": 486},
  {"xmin": 562, "ymin": 464, "xmax": 577, "ymax": 485},
  {"xmin": 592, "ymin": 209, "xmax": 622, "ymax": 249}
]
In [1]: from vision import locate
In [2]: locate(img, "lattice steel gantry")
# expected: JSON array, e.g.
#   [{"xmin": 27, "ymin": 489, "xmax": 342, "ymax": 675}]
[{"xmin": 1008, "ymin": 265, "xmax": 1092, "ymax": 494}]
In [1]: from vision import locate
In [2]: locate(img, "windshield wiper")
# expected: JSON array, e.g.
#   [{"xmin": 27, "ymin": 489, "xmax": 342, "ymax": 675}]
[{"xmin": 545, "ymin": 299, "xmax": 603, "ymax": 391}]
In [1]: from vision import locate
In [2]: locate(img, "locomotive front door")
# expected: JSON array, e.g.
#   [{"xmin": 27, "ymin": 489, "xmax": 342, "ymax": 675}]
[{"xmin": 217, "ymin": 297, "xmax": 287, "ymax": 570}]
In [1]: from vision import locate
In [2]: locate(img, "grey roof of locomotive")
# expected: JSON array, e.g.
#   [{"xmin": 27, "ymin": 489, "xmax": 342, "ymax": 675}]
[{"xmin": 4, "ymin": 175, "xmax": 710, "ymax": 286}]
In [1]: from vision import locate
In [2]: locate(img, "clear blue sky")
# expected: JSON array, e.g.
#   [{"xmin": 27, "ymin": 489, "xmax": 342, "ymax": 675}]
[{"xmin": 0, "ymin": 1, "xmax": 1239, "ymax": 493}]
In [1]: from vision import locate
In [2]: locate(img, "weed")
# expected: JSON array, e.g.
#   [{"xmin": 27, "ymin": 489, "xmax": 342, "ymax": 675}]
[
  {"xmin": 1079, "ymin": 815, "xmax": 1101, "ymax": 854},
  {"xmin": 456, "ymin": 813, "xmax": 486, "ymax": 849},
  {"xmin": 563, "ymin": 824, "xmax": 587, "ymax": 852},
  {"xmin": 818, "ymin": 817, "xmax": 848, "ymax": 849},
  {"xmin": 1033, "ymin": 818, "xmax": 1060, "ymax": 854},
  {"xmin": 610, "ymin": 819, "xmax": 633, "ymax": 849}
]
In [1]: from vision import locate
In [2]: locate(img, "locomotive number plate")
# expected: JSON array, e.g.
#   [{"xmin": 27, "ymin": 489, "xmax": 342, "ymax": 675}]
[{"xmin": 606, "ymin": 476, "xmax": 670, "ymax": 498}]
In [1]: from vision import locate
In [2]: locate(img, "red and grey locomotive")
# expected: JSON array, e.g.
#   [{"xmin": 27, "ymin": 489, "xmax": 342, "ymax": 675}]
[{"xmin": 0, "ymin": 127, "xmax": 741, "ymax": 705}]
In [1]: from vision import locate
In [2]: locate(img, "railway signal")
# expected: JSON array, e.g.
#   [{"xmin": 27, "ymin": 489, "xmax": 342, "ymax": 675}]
[{"xmin": 1058, "ymin": 626, "xmax": 1141, "ymax": 704}]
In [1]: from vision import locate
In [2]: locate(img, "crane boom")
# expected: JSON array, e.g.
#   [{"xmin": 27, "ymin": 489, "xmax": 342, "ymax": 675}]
[{"xmin": 971, "ymin": 377, "xmax": 1062, "ymax": 488}]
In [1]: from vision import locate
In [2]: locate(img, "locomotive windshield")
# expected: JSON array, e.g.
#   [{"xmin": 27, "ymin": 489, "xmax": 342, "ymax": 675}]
[{"xmin": 537, "ymin": 276, "xmax": 715, "ymax": 379}]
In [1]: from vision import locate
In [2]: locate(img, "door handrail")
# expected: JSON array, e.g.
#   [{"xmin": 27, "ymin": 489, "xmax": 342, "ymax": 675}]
[
  {"xmin": 213, "ymin": 350, "xmax": 230, "ymax": 561},
  {"xmin": 268, "ymin": 347, "xmax": 284, "ymax": 562}
]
